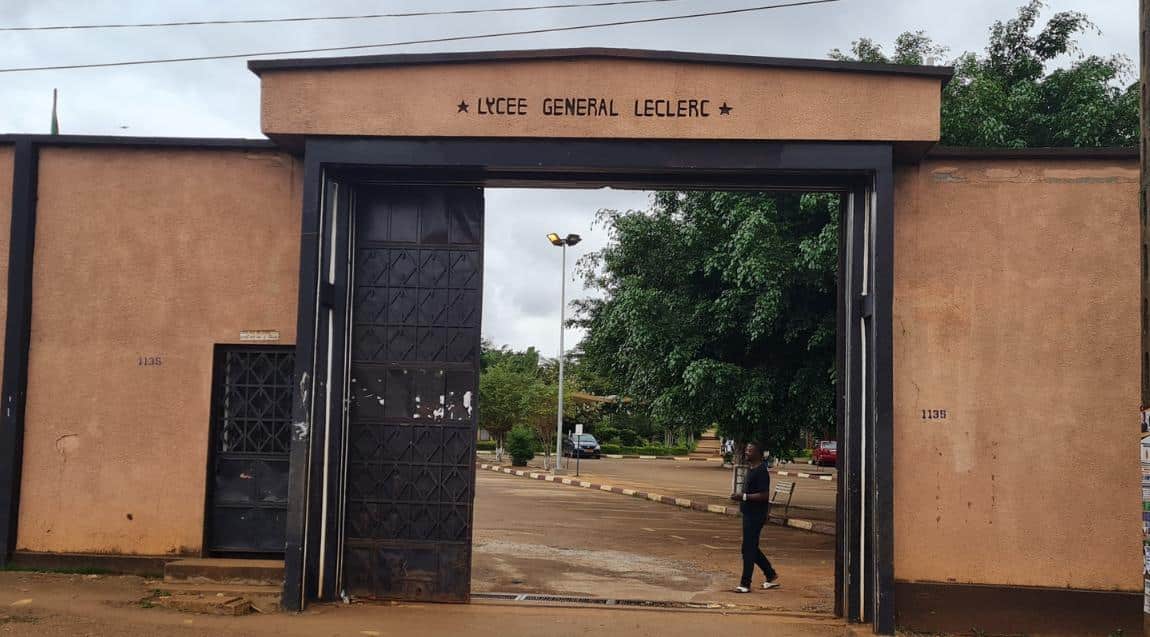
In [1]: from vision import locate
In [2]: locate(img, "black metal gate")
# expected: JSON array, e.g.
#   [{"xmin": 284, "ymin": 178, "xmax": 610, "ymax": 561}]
[
  {"xmin": 342, "ymin": 186, "xmax": 483, "ymax": 601},
  {"xmin": 205, "ymin": 346, "xmax": 294, "ymax": 554}
]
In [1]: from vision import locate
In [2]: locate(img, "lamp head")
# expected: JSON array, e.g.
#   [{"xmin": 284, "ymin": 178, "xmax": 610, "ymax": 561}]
[
  {"xmin": 565, "ymin": 234, "xmax": 582, "ymax": 246},
  {"xmin": 547, "ymin": 232, "xmax": 564, "ymax": 246}
]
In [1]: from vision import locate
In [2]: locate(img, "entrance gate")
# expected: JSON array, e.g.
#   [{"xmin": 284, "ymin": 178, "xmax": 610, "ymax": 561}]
[
  {"xmin": 283, "ymin": 139, "xmax": 893, "ymax": 633},
  {"xmin": 343, "ymin": 187, "xmax": 483, "ymax": 601}
]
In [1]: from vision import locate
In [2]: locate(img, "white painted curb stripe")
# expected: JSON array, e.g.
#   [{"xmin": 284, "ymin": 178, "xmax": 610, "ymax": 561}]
[{"xmin": 482, "ymin": 461, "xmax": 828, "ymax": 533}]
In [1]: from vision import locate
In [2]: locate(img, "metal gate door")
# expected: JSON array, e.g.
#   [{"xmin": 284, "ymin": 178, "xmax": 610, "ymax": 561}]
[
  {"xmin": 343, "ymin": 186, "xmax": 483, "ymax": 601},
  {"xmin": 205, "ymin": 346, "xmax": 294, "ymax": 554}
]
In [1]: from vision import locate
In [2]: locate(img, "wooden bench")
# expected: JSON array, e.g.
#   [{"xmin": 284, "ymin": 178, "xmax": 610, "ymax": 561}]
[{"xmin": 770, "ymin": 480, "xmax": 796, "ymax": 518}]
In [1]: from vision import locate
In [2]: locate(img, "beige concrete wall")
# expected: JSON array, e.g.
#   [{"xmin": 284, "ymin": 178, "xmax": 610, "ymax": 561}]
[
  {"xmin": 0, "ymin": 145, "xmax": 13, "ymax": 374},
  {"xmin": 259, "ymin": 58, "xmax": 942, "ymax": 143},
  {"xmin": 893, "ymin": 157, "xmax": 1142, "ymax": 591},
  {"xmin": 16, "ymin": 147, "xmax": 302, "ymax": 556}
]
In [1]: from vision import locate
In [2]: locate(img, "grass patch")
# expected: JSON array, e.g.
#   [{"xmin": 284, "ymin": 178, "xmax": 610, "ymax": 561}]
[{"xmin": 139, "ymin": 589, "xmax": 172, "ymax": 609}]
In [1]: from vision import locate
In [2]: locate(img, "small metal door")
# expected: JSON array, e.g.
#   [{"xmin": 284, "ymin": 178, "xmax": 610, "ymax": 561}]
[{"xmin": 205, "ymin": 346, "xmax": 295, "ymax": 554}]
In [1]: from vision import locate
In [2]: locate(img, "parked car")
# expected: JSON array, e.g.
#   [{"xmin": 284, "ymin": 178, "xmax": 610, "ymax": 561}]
[
  {"xmin": 812, "ymin": 440, "xmax": 837, "ymax": 467},
  {"xmin": 563, "ymin": 433, "xmax": 602, "ymax": 459}
]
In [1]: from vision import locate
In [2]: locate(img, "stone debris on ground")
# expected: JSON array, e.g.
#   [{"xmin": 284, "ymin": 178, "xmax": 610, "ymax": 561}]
[{"xmin": 150, "ymin": 592, "xmax": 256, "ymax": 616}]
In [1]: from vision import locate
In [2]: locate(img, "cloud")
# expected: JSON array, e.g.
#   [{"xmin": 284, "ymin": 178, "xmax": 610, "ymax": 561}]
[{"xmin": 484, "ymin": 188, "xmax": 648, "ymax": 356}]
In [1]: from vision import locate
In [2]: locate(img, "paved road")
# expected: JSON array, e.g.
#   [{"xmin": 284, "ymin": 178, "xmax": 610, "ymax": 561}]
[
  {"xmin": 526, "ymin": 456, "xmax": 837, "ymax": 523},
  {"xmin": 472, "ymin": 469, "xmax": 835, "ymax": 615}
]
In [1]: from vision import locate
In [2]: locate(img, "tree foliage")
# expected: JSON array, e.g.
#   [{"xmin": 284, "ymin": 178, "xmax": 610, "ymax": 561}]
[
  {"xmin": 479, "ymin": 341, "xmax": 585, "ymax": 465},
  {"xmin": 481, "ymin": 339, "xmax": 541, "ymax": 373},
  {"xmin": 478, "ymin": 361, "xmax": 534, "ymax": 450},
  {"xmin": 575, "ymin": 193, "xmax": 838, "ymax": 452},
  {"xmin": 830, "ymin": 0, "xmax": 1138, "ymax": 147},
  {"xmin": 571, "ymin": 1, "xmax": 1137, "ymax": 457}
]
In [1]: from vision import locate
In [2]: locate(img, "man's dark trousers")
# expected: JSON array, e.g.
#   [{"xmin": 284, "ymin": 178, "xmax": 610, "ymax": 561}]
[{"xmin": 740, "ymin": 512, "xmax": 777, "ymax": 587}]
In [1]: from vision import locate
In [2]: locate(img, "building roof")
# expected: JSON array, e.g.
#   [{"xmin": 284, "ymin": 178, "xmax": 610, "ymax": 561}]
[{"xmin": 247, "ymin": 47, "xmax": 955, "ymax": 83}]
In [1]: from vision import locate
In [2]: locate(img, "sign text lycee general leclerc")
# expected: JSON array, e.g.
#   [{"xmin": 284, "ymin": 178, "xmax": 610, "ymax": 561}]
[{"xmin": 457, "ymin": 96, "xmax": 732, "ymax": 118}]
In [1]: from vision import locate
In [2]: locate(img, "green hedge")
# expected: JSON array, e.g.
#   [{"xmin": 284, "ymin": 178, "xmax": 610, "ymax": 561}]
[
  {"xmin": 599, "ymin": 444, "xmax": 690, "ymax": 456},
  {"xmin": 476, "ymin": 440, "xmax": 497, "ymax": 451}
]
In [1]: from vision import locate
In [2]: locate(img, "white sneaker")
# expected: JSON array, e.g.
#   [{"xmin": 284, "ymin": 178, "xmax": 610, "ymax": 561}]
[
  {"xmin": 733, "ymin": 586, "xmax": 751, "ymax": 593},
  {"xmin": 762, "ymin": 579, "xmax": 781, "ymax": 590}
]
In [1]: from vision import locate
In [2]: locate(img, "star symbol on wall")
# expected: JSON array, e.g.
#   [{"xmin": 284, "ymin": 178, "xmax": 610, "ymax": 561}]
[
  {"xmin": 457, "ymin": 100, "xmax": 470, "ymax": 113},
  {"xmin": 719, "ymin": 102, "xmax": 733, "ymax": 115}
]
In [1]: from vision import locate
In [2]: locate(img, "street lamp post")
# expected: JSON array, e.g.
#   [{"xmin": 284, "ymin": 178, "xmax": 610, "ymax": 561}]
[{"xmin": 547, "ymin": 232, "xmax": 581, "ymax": 473}]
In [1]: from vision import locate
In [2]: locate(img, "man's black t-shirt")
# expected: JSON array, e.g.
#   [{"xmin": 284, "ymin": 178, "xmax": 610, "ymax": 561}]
[{"xmin": 741, "ymin": 463, "xmax": 771, "ymax": 518}]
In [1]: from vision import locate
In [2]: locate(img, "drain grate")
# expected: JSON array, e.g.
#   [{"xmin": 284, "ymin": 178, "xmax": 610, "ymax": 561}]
[
  {"xmin": 473, "ymin": 592, "xmax": 723, "ymax": 610},
  {"xmin": 522, "ymin": 595, "xmax": 607, "ymax": 604}
]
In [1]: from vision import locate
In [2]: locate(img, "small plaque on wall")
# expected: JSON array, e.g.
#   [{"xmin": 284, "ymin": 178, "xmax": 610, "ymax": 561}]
[{"xmin": 240, "ymin": 330, "xmax": 281, "ymax": 342}]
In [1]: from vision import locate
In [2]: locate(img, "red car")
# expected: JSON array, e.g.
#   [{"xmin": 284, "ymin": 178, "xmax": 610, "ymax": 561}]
[{"xmin": 812, "ymin": 440, "xmax": 838, "ymax": 467}]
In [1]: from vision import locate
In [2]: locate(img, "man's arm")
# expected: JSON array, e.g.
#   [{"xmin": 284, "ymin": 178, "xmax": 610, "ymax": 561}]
[
  {"xmin": 730, "ymin": 470, "xmax": 770, "ymax": 502},
  {"xmin": 730, "ymin": 490, "xmax": 770, "ymax": 502}
]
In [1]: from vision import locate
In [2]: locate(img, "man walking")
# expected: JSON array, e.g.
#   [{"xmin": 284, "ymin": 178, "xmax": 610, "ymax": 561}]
[{"xmin": 730, "ymin": 441, "xmax": 780, "ymax": 593}]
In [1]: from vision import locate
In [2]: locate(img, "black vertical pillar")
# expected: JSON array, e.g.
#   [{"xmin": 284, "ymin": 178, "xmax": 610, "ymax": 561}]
[
  {"xmin": 872, "ymin": 161, "xmax": 896, "ymax": 636},
  {"xmin": 842, "ymin": 184, "xmax": 867, "ymax": 624},
  {"xmin": 833, "ymin": 192, "xmax": 850, "ymax": 620},
  {"xmin": 0, "ymin": 138, "xmax": 39, "ymax": 566},
  {"xmin": 282, "ymin": 149, "xmax": 324, "ymax": 611}
]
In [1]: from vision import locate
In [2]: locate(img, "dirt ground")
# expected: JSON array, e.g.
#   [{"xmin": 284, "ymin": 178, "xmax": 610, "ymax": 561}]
[
  {"xmin": 0, "ymin": 571, "xmax": 848, "ymax": 637},
  {"xmin": 511, "ymin": 455, "xmax": 838, "ymax": 522},
  {"xmin": 0, "ymin": 459, "xmax": 840, "ymax": 636},
  {"xmin": 471, "ymin": 469, "xmax": 835, "ymax": 614}
]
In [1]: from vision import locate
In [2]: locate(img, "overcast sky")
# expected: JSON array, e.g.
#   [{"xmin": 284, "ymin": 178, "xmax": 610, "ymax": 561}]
[{"xmin": 0, "ymin": 0, "xmax": 1138, "ymax": 356}]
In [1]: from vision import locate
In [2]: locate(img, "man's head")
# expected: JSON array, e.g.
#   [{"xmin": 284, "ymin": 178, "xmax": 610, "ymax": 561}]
[{"xmin": 744, "ymin": 441, "xmax": 764, "ymax": 463}]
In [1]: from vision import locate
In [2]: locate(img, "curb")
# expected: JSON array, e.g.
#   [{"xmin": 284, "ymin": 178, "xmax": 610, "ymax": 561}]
[
  {"xmin": 478, "ymin": 463, "xmax": 835, "ymax": 536},
  {"xmin": 773, "ymin": 470, "xmax": 835, "ymax": 482},
  {"xmin": 479, "ymin": 452, "xmax": 723, "ymax": 462},
  {"xmin": 603, "ymin": 454, "xmax": 720, "ymax": 461}
]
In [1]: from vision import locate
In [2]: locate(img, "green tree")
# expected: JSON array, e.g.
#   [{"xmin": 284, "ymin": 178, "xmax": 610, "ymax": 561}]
[
  {"xmin": 481, "ymin": 340, "xmax": 541, "ymax": 374},
  {"xmin": 575, "ymin": 193, "xmax": 839, "ymax": 453},
  {"xmin": 521, "ymin": 378, "xmax": 556, "ymax": 467},
  {"xmin": 830, "ymin": 0, "xmax": 1138, "ymax": 147},
  {"xmin": 478, "ymin": 361, "xmax": 533, "ymax": 456},
  {"xmin": 575, "ymin": 1, "xmax": 1137, "ymax": 459}
]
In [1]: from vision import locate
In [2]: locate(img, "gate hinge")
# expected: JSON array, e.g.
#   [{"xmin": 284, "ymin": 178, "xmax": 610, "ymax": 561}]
[
  {"xmin": 858, "ymin": 293, "xmax": 874, "ymax": 319},
  {"xmin": 319, "ymin": 282, "xmax": 336, "ymax": 309}
]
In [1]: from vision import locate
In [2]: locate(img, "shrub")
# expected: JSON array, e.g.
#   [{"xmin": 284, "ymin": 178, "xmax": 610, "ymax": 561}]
[
  {"xmin": 594, "ymin": 424, "xmax": 620, "ymax": 444},
  {"xmin": 476, "ymin": 440, "xmax": 496, "ymax": 452},
  {"xmin": 506, "ymin": 425, "xmax": 535, "ymax": 467},
  {"xmin": 617, "ymin": 429, "xmax": 640, "ymax": 446},
  {"xmin": 600, "ymin": 443, "xmax": 621, "ymax": 455}
]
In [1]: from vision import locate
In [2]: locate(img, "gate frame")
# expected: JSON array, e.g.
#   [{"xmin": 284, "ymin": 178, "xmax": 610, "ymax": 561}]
[{"xmin": 283, "ymin": 138, "xmax": 896, "ymax": 634}]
